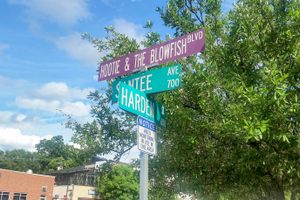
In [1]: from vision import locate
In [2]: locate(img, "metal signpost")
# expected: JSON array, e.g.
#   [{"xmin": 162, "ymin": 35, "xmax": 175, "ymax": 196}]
[
  {"xmin": 140, "ymin": 152, "xmax": 148, "ymax": 200},
  {"xmin": 97, "ymin": 29, "xmax": 205, "ymax": 200},
  {"xmin": 137, "ymin": 116, "xmax": 157, "ymax": 200},
  {"xmin": 98, "ymin": 29, "xmax": 205, "ymax": 81},
  {"xmin": 112, "ymin": 64, "xmax": 181, "ymax": 103}
]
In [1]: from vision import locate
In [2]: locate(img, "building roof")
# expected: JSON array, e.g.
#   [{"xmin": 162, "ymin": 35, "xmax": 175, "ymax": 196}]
[
  {"xmin": 51, "ymin": 164, "xmax": 95, "ymax": 175},
  {"xmin": 0, "ymin": 168, "xmax": 55, "ymax": 178},
  {"xmin": 51, "ymin": 160, "xmax": 130, "ymax": 175}
]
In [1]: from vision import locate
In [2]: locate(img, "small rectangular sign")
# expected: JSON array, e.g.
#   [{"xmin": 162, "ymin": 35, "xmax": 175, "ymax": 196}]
[
  {"xmin": 88, "ymin": 189, "xmax": 96, "ymax": 195},
  {"xmin": 118, "ymin": 82, "xmax": 166, "ymax": 125},
  {"xmin": 98, "ymin": 29, "xmax": 205, "ymax": 81},
  {"xmin": 112, "ymin": 64, "xmax": 181, "ymax": 103},
  {"xmin": 137, "ymin": 116, "xmax": 157, "ymax": 155}
]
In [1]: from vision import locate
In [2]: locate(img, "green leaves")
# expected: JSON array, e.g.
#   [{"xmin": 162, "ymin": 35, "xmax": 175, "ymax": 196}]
[
  {"xmin": 62, "ymin": 1, "xmax": 300, "ymax": 199},
  {"xmin": 35, "ymin": 136, "xmax": 89, "ymax": 172},
  {"xmin": 243, "ymin": 118, "xmax": 269, "ymax": 141},
  {"xmin": 66, "ymin": 90, "xmax": 136, "ymax": 161},
  {"xmin": 149, "ymin": 0, "xmax": 300, "ymax": 199},
  {"xmin": 97, "ymin": 164, "xmax": 139, "ymax": 200}
]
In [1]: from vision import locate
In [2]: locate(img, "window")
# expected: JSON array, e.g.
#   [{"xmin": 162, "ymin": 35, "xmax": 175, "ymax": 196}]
[
  {"xmin": 13, "ymin": 193, "xmax": 27, "ymax": 200},
  {"xmin": 86, "ymin": 174, "xmax": 96, "ymax": 186},
  {"xmin": 0, "ymin": 191, "xmax": 9, "ymax": 200},
  {"xmin": 42, "ymin": 186, "xmax": 47, "ymax": 193},
  {"xmin": 40, "ymin": 195, "xmax": 46, "ymax": 200}
]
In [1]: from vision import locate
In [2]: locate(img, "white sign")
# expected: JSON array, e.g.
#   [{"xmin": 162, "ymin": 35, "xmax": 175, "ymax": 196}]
[
  {"xmin": 88, "ymin": 189, "xmax": 96, "ymax": 195},
  {"xmin": 137, "ymin": 116, "xmax": 157, "ymax": 155}
]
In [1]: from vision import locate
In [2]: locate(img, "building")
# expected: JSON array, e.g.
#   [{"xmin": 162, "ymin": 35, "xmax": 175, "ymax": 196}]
[
  {"xmin": 52, "ymin": 164, "xmax": 99, "ymax": 200},
  {"xmin": 0, "ymin": 168, "xmax": 55, "ymax": 200}
]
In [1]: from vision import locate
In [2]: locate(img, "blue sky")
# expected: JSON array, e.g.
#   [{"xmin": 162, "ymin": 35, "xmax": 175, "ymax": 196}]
[
  {"xmin": 0, "ymin": 0, "xmax": 233, "ymax": 161},
  {"xmin": 0, "ymin": 0, "xmax": 171, "ymax": 153}
]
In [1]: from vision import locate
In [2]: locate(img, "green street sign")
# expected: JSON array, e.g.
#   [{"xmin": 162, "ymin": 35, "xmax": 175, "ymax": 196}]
[
  {"xmin": 118, "ymin": 82, "xmax": 166, "ymax": 126},
  {"xmin": 112, "ymin": 64, "xmax": 181, "ymax": 103}
]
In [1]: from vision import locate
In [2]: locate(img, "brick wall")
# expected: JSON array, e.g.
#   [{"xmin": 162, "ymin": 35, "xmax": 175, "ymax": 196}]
[{"xmin": 0, "ymin": 169, "xmax": 55, "ymax": 200}]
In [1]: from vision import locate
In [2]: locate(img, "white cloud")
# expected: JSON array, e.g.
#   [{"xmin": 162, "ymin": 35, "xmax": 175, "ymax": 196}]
[
  {"xmin": 36, "ymin": 82, "xmax": 93, "ymax": 100},
  {"xmin": 16, "ymin": 97, "xmax": 90, "ymax": 117},
  {"xmin": 0, "ymin": 127, "xmax": 52, "ymax": 151},
  {"xmin": 0, "ymin": 111, "xmax": 28, "ymax": 124},
  {"xmin": 9, "ymin": 0, "xmax": 90, "ymax": 26},
  {"xmin": 16, "ymin": 114, "xmax": 27, "ymax": 122},
  {"xmin": 14, "ymin": 81, "xmax": 95, "ymax": 118},
  {"xmin": 0, "ymin": 78, "xmax": 93, "ymax": 119},
  {"xmin": 0, "ymin": 111, "xmax": 74, "ymax": 145},
  {"xmin": 16, "ymin": 97, "xmax": 61, "ymax": 113},
  {"xmin": 0, "ymin": 111, "xmax": 14, "ymax": 123},
  {"xmin": 0, "ymin": 78, "xmax": 93, "ymax": 151},
  {"xmin": 0, "ymin": 77, "xmax": 91, "ymax": 151},
  {"xmin": 56, "ymin": 33, "xmax": 100, "ymax": 67},
  {"xmin": 37, "ymin": 82, "xmax": 69, "ymax": 98},
  {"xmin": 61, "ymin": 101, "xmax": 90, "ymax": 117},
  {"xmin": 113, "ymin": 18, "xmax": 145, "ymax": 43}
]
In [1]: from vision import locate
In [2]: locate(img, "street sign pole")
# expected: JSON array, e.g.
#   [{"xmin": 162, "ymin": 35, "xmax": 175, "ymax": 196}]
[
  {"xmin": 97, "ymin": 28, "xmax": 205, "ymax": 200},
  {"xmin": 139, "ymin": 152, "xmax": 148, "ymax": 200}
]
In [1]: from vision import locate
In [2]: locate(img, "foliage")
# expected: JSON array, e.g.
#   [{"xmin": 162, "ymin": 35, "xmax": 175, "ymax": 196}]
[
  {"xmin": 66, "ymin": 28, "xmax": 142, "ymax": 161},
  {"xmin": 36, "ymin": 135, "xmax": 66, "ymax": 158},
  {"xmin": 35, "ymin": 135, "xmax": 89, "ymax": 172},
  {"xmin": 62, "ymin": 0, "xmax": 300, "ymax": 199},
  {"xmin": 0, "ymin": 136, "xmax": 89, "ymax": 173},
  {"xmin": 66, "ymin": 90, "xmax": 137, "ymax": 161},
  {"xmin": 97, "ymin": 163, "xmax": 139, "ymax": 200},
  {"xmin": 0, "ymin": 149, "xmax": 41, "ymax": 172},
  {"xmin": 149, "ymin": 0, "xmax": 300, "ymax": 199}
]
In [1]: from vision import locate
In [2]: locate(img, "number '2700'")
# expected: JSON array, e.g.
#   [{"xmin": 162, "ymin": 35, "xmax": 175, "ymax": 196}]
[{"xmin": 167, "ymin": 78, "xmax": 180, "ymax": 88}]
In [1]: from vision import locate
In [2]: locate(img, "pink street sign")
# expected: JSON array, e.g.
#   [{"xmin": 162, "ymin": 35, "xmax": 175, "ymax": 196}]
[{"xmin": 98, "ymin": 29, "xmax": 205, "ymax": 81}]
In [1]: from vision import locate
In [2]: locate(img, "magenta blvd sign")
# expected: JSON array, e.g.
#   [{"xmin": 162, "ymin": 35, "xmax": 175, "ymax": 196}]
[{"xmin": 98, "ymin": 29, "xmax": 205, "ymax": 81}]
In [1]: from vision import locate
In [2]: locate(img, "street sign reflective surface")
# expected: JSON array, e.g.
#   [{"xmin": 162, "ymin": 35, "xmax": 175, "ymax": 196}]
[
  {"xmin": 112, "ymin": 64, "xmax": 181, "ymax": 103},
  {"xmin": 118, "ymin": 82, "xmax": 166, "ymax": 125}
]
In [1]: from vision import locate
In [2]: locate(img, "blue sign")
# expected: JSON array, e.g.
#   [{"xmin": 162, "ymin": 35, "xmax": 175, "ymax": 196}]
[{"xmin": 138, "ymin": 116, "xmax": 156, "ymax": 131}]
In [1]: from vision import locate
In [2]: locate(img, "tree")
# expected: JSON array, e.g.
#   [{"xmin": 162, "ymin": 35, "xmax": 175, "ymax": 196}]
[
  {"xmin": 149, "ymin": 0, "xmax": 300, "ymax": 199},
  {"xmin": 66, "ymin": 28, "xmax": 140, "ymax": 161},
  {"xmin": 0, "ymin": 149, "xmax": 41, "ymax": 172},
  {"xmin": 35, "ymin": 135, "xmax": 89, "ymax": 172},
  {"xmin": 68, "ymin": 0, "xmax": 300, "ymax": 199},
  {"xmin": 0, "ymin": 136, "xmax": 90, "ymax": 173},
  {"xmin": 97, "ymin": 164, "xmax": 139, "ymax": 200},
  {"xmin": 36, "ymin": 135, "xmax": 66, "ymax": 158}
]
